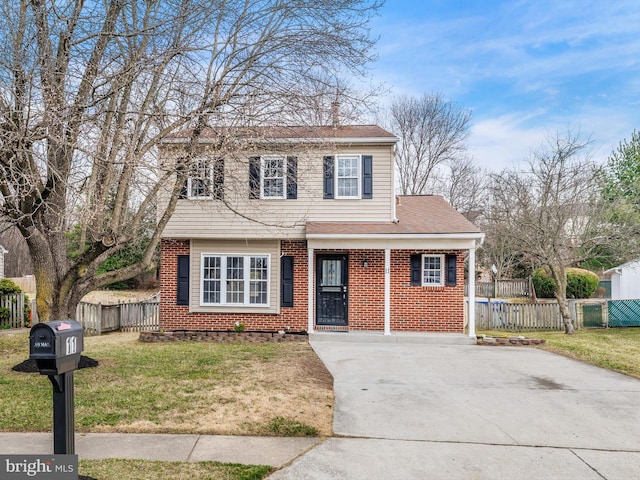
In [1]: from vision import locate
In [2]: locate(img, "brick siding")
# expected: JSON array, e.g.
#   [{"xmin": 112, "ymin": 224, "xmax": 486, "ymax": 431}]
[{"xmin": 159, "ymin": 240, "xmax": 465, "ymax": 333}]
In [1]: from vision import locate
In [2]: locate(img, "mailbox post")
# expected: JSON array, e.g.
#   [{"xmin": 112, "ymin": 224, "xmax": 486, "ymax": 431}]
[{"xmin": 30, "ymin": 320, "xmax": 84, "ymax": 455}]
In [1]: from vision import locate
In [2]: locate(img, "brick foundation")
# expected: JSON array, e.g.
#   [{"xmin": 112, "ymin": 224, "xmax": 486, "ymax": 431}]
[{"xmin": 139, "ymin": 330, "xmax": 307, "ymax": 343}]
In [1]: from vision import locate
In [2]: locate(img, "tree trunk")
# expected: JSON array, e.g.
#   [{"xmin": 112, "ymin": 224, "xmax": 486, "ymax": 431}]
[
  {"xmin": 549, "ymin": 264, "xmax": 575, "ymax": 334},
  {"xmin": 555, "ymin": 294, "xmax": 575, "ymax": 334}
]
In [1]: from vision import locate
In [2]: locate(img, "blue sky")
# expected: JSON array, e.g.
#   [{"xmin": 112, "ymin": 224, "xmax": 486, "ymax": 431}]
[{"xmin": 368, "ymin": 0, "xmax": 640, "ymax": 170}]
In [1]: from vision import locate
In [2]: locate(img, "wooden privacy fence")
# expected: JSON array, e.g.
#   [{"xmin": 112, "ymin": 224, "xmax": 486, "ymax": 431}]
[
  {"xmin": 77, "ymin": 296, "xmax": 160, "ymax": 335},
  {"xmin": 0, "ymin": 293, "xmax": 25, "ymax": 329},
  {"xmin": 465, "ymin": 279, "xmax": 530, "ymax": 298},
  {"xmin": 471, "ymin": 299, "xmax": 609, "ymax": 331}
]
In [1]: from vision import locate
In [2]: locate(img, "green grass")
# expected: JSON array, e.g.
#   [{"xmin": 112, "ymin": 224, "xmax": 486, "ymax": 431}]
[
  {"xmin": 79, "ymin": 459, "xmax": 272, "ymax": 480},
  {"xmin": 479, "ymin": 327, "xmax": 640, "ymax": 379},
  {"xmin": 0, "ymin": 331, "xmax": 332, "ymax": 435}
]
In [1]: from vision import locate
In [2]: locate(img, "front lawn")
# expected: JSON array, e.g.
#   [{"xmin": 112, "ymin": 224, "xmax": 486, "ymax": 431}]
[
  {"xmin": 0, "ymin": 331, "xmax": 333, "ymax": 436},
  {"xmin": 479, "ymin": 327, "xmax": 640, "ymax": 379}
]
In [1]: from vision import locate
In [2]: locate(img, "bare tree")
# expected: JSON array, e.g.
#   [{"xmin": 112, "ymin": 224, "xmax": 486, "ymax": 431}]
[
  {"xmin": 0, "ymin": 0, "xmax": 382, "ymax": 322},
  {"xmin": 488, "ymin": 130, "xmax": 635, "ymax": 334},
  {"xmin": 387, "ymin": 93, "xmax": 472, "ymax": 195},
  {"xmin": 433, "ymin": 156, "xmax": 487, "ymax": 219}
]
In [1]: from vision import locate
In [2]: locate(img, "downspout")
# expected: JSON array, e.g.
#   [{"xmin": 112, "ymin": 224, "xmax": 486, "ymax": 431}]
[
  {"xmin": 468, "ymin": 246, "xmax": 476, "ymax": 338},
  {"xmin": 392, "ymin": 143, "xmax": 399, "ymax": 223}
]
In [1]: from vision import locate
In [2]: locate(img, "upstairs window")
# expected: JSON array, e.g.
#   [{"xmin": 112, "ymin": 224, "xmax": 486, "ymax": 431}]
[
  {"xmin": 323, "ymin": 155, "xmax": 372, "ymax": 200},
  {"xmin": 183, "ymin": 157, "xmax": 223, "ymax": 199},
  {"xmin": 261, "ymin": 156, "xmax": 286, "ymax": 199},
  {"xmin": 249, "ymin": 156, "xmax": 297, "ymax": 199},
  {"xmin": 336, "ymin": 156, "xmax": 360, "ymax": 198}
]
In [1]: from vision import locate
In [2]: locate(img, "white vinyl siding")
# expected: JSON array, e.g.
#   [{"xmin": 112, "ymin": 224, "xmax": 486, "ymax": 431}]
[{"xmin": 161, "ymin": 144, "xmax": 394, "ymax": 239}]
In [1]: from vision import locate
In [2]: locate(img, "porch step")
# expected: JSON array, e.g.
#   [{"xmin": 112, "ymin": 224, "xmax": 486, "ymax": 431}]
[{"xmin": 309, "ymin": 331, "xmax": 476, "ymax": 345}]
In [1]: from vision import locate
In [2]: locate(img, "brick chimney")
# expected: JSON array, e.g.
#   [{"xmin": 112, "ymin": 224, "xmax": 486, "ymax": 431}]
[{"xmin": 331, "ymin": 101, "xmax": 340, "ymax": 129}]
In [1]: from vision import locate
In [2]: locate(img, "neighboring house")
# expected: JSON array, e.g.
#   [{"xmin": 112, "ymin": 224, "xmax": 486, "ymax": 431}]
[
  {"xmin": 158, "ymin": 125, "xmax": 484, "ymax": 334},
  {"xmin": 604, "ymin": 260, "xmax": 640, "ymax": 300},
  {"xmin": 0, "ymin": 244, "xmax": 6, "ymax": 279}
]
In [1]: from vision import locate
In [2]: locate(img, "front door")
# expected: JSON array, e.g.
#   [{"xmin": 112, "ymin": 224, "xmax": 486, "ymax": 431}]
[{"xmin": 316, "ymin": 255, "xmax": 348, "ymax": 326}]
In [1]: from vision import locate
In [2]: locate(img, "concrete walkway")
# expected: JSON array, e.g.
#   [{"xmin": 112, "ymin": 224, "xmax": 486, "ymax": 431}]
[
  {"xmin": 269, "ymin": 334, "xmax": 640, "ymax": 480},
  {"xmin": 0, "ymin": 432, "xmax": 320, "ymax": 468}
]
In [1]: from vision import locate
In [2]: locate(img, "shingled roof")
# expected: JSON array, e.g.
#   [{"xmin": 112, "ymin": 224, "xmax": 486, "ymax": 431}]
[
  {"xmin": 306, "ymin": 195, "xmax": 481, "ymax": 236},
  {"xmin": 164, "ymin": 125, "xmax": 397, "ymax": 143}
]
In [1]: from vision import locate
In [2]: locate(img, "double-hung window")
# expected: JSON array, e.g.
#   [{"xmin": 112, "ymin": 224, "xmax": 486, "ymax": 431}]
[
  {"xmin": 185, "ymin": 157, "xmax": 223, "ymax": 199},
  {"xmin": 201, "ymin": 254, "xmax": 270, "ymax": 306},
  {"xmin": 336, "ymin": 155, "xmax": 360, "ymax": 198},
  {"xmin": 422, "ymin": 254, "xmax": 444, "ymax": 286},
  {"xmin": 249, "ymin": 155, "xmax": 297, "ymax": 200},
  {"xmin": 261, "ymin": 156, "xmax": 286, "ymax": 199},
  {"xmin": 323, "ymin": 155, "xmax": 372, "ymax": 200}
]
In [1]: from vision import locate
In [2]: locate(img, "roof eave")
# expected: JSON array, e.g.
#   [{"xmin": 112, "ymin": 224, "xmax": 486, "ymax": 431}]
[{"xmin": 160, "ymin": 136, "xmax": 398, "ymax": 145}]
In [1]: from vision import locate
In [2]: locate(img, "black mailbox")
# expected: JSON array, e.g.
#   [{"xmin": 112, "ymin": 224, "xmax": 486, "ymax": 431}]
[{"xmin": 30, "ymin": 320, "xmax": 84, "ymax": 375}]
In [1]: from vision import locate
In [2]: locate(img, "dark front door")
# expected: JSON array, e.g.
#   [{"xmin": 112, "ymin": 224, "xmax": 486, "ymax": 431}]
[{"xmin": 316, "ymin": 255, "xmax": 348, "ymax": 326}]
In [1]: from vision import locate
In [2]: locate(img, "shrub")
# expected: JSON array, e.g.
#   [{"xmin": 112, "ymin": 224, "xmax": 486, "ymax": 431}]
[
  {"xmin": 0, "ymin": 278, "xmax": 22, "ymax": 295},
  {"xmin": 533, "ymin": 267, "xmax": 599, "ymax": 299},
  {"xmin": 566, "ymin": 268, "xmax": 599, "ymax": 299},
  {"xmin": 532, "ymin": 269, "xmax": 557, "ymax": 298},
  {"xmin": 0, "ymin": 279, "xmax": 31, "ymax": 326}
]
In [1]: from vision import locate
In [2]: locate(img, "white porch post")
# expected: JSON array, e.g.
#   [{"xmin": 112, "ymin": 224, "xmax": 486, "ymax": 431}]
[
  {"xmin": 307, "ymin": 247, "xmax": 314, "ymax": 333},
  {"xmin": 384, "ymin": 248, "xmax": 391, "ymax": 335},
  {"xmin": 468, "ymin": 246, "xmax": 476, "ymax": 338}
]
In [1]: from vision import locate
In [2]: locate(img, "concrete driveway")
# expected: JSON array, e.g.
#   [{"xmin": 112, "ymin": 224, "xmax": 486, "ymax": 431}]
[{"xmin": 269, "ymin": 335, "xmax": 640, "ymax": 480}]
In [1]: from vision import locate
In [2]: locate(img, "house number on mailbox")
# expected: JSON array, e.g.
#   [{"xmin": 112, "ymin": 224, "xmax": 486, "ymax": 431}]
[{"xmin": 65, "ymin": 336, "xmax": 77, "ymax": 355}]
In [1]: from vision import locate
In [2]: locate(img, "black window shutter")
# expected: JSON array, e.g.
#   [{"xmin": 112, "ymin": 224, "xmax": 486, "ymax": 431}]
[
  {"xmin": 410, "ymin": 254, "xmax": 422, "ymax": 286},
  {"xmin": 445, "ymin": 254, "xmax": 457, "ymax": 287},
  {"xmin": 177, "ymin": 255, "xmax": 190, "ymax": 305},
  {"xmin": 281, "ymin": 256, "xmax": 294, "ymax": 307},
  {"xmin": 213, "ymin": 158, "xmax": 224, "ymax": 200},
  {"xmin": 362, "ymin": 155, "xmax": 373, "ymax": 199},
  {"xmin": 323, "ymin": 156, "xmax": 334, "ymax": 199},
  {"xmin": 179, "ymin": 180, "xmax": 188, "ymax": 199},
  {"xmin": 286, "ymin": 156, "xmax": 297, "ymax": 199},
  {"xmin": 249, "ymin": 157, "xmax": 260, "ymax": 199}
]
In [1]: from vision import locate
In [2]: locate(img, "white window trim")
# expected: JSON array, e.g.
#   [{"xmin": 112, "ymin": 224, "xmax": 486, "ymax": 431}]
[
  {"xmin": 187, "ymin": 158, "xmax": 215, "ymax": 199},
  {"xmin": 200, "ymin": 253, "xmax": 271, "ymax": 307},
  {"xmin": 335, "ymin": 154, "xmax": 361, "ymax": 199},
  {"xmin": 260, "ymin": 155, "xmax": 286, "ymax": 200},
  {"xmin": 421, "ymin": 254, "xmax": 445, "ymax": 287}
]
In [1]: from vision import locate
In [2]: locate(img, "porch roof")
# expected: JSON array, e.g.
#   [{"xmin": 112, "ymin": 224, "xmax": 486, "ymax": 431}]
[
  {"xmin": 306, "ymin": 195, "xmax": 482, "ymax": 236},
  {"xmin": 305, "ymin": 195, "xmax": 483, "ymax": 250}
]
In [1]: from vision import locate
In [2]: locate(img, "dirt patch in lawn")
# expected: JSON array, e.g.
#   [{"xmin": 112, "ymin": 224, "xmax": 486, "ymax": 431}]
[{"xmin": 80, "ymin": 289, "xmax": 158, "ymax": 305}]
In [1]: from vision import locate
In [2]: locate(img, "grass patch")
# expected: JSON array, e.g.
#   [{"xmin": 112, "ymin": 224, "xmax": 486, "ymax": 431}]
[
  {"xmin": 479, "ymin": 327, "xmax": 640, "ymax": 379},
  {"xmin": 255, "ymin": 416, "xmax": 319, "ymax": 437},
  {"xmin": 0, "ymin": 331, "xmax": 333, "ymax": 436},
  {"xmin": 79, "ymin": 459, "xmax": 272, "ymax": 480}
]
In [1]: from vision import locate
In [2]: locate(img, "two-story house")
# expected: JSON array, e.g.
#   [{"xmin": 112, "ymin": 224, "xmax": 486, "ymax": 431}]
[{"xmin": 158, "ymin": 125, "xmax": 484, "ymax": 334}]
